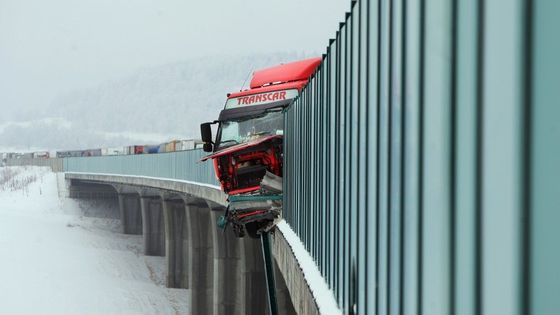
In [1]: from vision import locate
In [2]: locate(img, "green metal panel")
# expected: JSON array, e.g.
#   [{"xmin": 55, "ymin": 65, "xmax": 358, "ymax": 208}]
[
  {"xmin": 402, "ymin": 0, "xmax": 421, "ymax": 313},
  {"xmin": 356, "ymin": 1, "xmax": 369, "ymax": 313},
  {"xmin": 365, "ymin": 0, "xmax": 379, "ymax": 313},
  {"xmin": 482, "ymin": 1, "xmax": 525, "ymax": 314},
  {"xmin": 454, "ymin": 1, "xmax": 478, "ymax": 314},
  {"xmin": 377, "ymin": 0, "xmax": 390, "ymax": 313},
  {"xmin": 389, "ymin": 0, "xmax": 403, "ymax": 313},
  {"xmin": 531, "ymin": 1, "xmax": 560, "ymax": 314},
  {"xmin": 282, "ymin": 0, "xmax": 554, "ymax": 313},
  {"xmin": 422, "ymin": 0, "xmax": 452, "ymax": 314},
  {"xmin": 328, "ymin": 38, "xmax": 338, "ymax": 291}
]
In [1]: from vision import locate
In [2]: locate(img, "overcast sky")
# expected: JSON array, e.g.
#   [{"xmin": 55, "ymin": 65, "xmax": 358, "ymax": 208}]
[{"xmin": 0, "ymin": 0, "xmax": 348, "ymax": 121}]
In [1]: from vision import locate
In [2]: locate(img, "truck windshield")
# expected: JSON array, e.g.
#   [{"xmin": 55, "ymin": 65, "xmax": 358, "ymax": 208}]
[{"xmin": 218, "ymin": 110, "xmax": 283, "ymax": 148}]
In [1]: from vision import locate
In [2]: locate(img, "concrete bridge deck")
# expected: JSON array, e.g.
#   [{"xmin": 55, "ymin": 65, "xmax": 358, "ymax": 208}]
[{"xmin": 65, "ymin": 172, "xmax": 310, "ymax": 315}]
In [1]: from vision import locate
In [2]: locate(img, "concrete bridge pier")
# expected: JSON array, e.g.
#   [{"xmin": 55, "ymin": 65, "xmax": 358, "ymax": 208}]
[
  {"xmin": 140, "ymin": 196, "xmax": 165, "ymax": 256},
  {"xmin": 186, "ymin": 200, "xmax": 214, "ymax": 314},
  {"xmin": 209, "ymin": 203, "xmax": 244, "ymax": 315},
  {"xmin": 162, "ymin": 197, "xmax": 189, "ymax": 288},
  {"xmin": 117, "ymin": 193, "xmax": 143, "ymax": 235},
  {"xmin": 240, "ymin": 237, "xmax": 268, "ymax": 315}
]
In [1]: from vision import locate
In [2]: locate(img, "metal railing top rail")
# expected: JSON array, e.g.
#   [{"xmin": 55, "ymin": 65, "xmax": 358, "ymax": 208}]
[{"xmin": 62, "ymin": 149, "xmax": 218, "ymax": 186}]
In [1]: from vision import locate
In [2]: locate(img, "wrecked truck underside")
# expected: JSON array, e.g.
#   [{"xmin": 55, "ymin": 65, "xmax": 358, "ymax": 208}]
[
  {"xmin": 223, "ymin": 173, "xmax": 283, "ymax": 238},
  {"xmin": 202, "ymin": 136, "xmax": 283, "ymax": 238}
]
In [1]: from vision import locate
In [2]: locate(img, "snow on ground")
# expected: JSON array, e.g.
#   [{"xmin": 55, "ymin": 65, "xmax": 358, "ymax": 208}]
[
  {"xmin": 0, "ymin": 166, "xmax": 188, "ymax": 314},
  {"xmin": 276, "ymin": 220, "xmax": 342, "ymax": 315}
]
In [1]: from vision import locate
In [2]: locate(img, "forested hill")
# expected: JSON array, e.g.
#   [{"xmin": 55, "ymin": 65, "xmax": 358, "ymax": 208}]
[
  {"xmin": 49, "ymin": 52, "xmax": 309, "ymax": 138},
  {"xmin": 0, "ymin": 52, "xmax": 310, "ymax": 150}
]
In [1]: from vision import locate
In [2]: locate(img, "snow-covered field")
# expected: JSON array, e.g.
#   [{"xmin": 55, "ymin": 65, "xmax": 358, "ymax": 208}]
[{"xmin": 0, "ymin": 166, "xmax": 188, "ymax": 314}]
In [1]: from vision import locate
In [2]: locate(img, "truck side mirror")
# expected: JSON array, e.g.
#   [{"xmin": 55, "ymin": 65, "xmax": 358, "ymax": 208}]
[
  {"xmin": 201, "ymin": 122, "xmax": 213, "ymax": 143},
  {"xmin": 200, "ymin": 122, "xmax": 214, "ymax": 152},
  {"xmin": 203, "ymin": 143, "xmax": 213, "ymax": 152}
]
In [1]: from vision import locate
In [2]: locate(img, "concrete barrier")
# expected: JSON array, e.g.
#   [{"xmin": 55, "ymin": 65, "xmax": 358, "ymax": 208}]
[{"xmin": 271, "ymin": 228, "xmax": 319, "ymax": 315}]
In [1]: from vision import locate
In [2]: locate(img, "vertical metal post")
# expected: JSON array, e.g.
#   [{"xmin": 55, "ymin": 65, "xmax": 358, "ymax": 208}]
[{"xmin": 261, "ymin": 232, "xmax": 278, "ymax": 315}]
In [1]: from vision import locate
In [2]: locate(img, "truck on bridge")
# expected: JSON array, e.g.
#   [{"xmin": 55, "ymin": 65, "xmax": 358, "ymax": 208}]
[{"xmin": 200, "ymin": 57, "xmax": 321, "ymax": 238}]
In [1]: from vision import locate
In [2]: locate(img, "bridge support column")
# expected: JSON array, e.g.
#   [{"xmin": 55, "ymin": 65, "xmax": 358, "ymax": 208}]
[
  {"xmin": 162, "ymin": 198, "xmax": 188, "ymax": 288},
  {"xmin": 186, "ymin": 202, "xmax": 214, "ymax": 315},
  {"xmin": 117, "ymin": 193, "xmax": 142, "ymax": 235},
  {"xmin": 241, "ymin": 237, "xmax": 268, "ymax": 315},
  {"xmin": 273, "ymin": 255, "xmax": 297, "ymax": 315},
  {"xmin": 209, "ymin": 204, "xmax": 244, "ymax": 315},
  {"xmin": 140, "ymin": 197, "xmax": 165, "ymax": 256}
]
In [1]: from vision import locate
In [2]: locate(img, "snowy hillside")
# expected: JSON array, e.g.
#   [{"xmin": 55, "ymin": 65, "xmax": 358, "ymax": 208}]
[
  {"xmin": 0, "ymin": 166, "xmax": 186, "ymax": 314},
  {"xmin": 0, "ymin": 52, "xmax": 311, "ymax": 151}
]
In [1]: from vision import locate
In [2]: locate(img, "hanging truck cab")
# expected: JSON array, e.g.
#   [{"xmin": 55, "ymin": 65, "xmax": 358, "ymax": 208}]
[{"xmin": 200, "ymin": 57, "xmax": 321, "ymax": 237}]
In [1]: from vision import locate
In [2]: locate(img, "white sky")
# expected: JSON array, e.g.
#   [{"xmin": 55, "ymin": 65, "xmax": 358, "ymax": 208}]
[{"xmin": 0, "ymin": 0, "xmax": 349, "ymax": 120}]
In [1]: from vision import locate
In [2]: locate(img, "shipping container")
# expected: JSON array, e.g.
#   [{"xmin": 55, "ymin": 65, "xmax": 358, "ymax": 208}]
[
  {"xmin": 144, "ymin": 145, "xmax": 159, "ymax": 154},
  {"xmin": 33, "ymin": 151, "xmax": 50, "ymax": 159},
  {"xmin": 176, "ymin": 140, "xmax": 192, "ymax": 151},
  {"xmin": 133, "ymin": 145, "xmax": 144, "ymax": 154},
  {"xmin": 101, "ymin": 147, "xmax": 126, "ymax": 156},
  {"xmin": 193, "ymin": 140, "xmax": 204, "ymax": 150},
  {"xmin": 164, "ymin": 140, "xmax": 179, "ymax": 153},
  {"xmin": 81, "ymin": 149, "xmax": 102, "ymax": 157},
  {"xmin": 56, "ymin": 149, "xmax": 101, "ymax": 158},
  {"xmin": 185, "ymin": 140, "xmax": 193, "ymax": 151}
]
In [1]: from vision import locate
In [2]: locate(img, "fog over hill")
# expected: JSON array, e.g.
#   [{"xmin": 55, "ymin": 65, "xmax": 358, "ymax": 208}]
[{"xmin": 0, "ymin": 52, "xmax": 311, "ymax": 151}]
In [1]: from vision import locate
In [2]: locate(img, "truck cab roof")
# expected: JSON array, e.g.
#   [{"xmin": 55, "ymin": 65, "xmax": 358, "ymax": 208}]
[{"xmin": 227, "ymin": 57, "xmax": 321, "ymax": 100}]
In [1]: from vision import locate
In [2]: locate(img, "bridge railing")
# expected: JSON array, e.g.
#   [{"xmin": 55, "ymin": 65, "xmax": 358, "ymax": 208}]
[
  {"xmin": 63, "ymin": 149, "xmax": 218, "ymax": 186},
  {"xmin": 284, "ymin": 0, "xmax": 558, "ymax": 314},
  {"xmin": 5, "ymin": 158, "xmax": 64, "ymax": 172}
]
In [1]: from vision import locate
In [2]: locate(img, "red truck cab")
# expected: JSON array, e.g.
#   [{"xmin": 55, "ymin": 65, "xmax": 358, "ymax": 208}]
[{"xmin": 200, "ymin": 57, "xmax": 321, "ymax": 195}]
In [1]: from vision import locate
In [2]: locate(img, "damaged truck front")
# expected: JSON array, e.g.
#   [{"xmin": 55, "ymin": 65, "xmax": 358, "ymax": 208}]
[{"xmin": 200, "ymin": 57, "xmax": 321, "ymax": 238}]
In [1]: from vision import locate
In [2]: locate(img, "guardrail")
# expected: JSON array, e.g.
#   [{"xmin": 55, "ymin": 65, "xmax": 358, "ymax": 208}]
[
  {"xmin": 5, "ymin": 158, "xmax": 64, "ymax": 172},
  {"xmin": 283, "ymin": 0, "xmax": 557, "ymax": 314},
  {"xmin": 63, "ymin": 149, "xmax": 218, "ymax": 186},
  {"xmin": 4, "ymin": 150, "xmax": 218, "ymax": 186}
]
